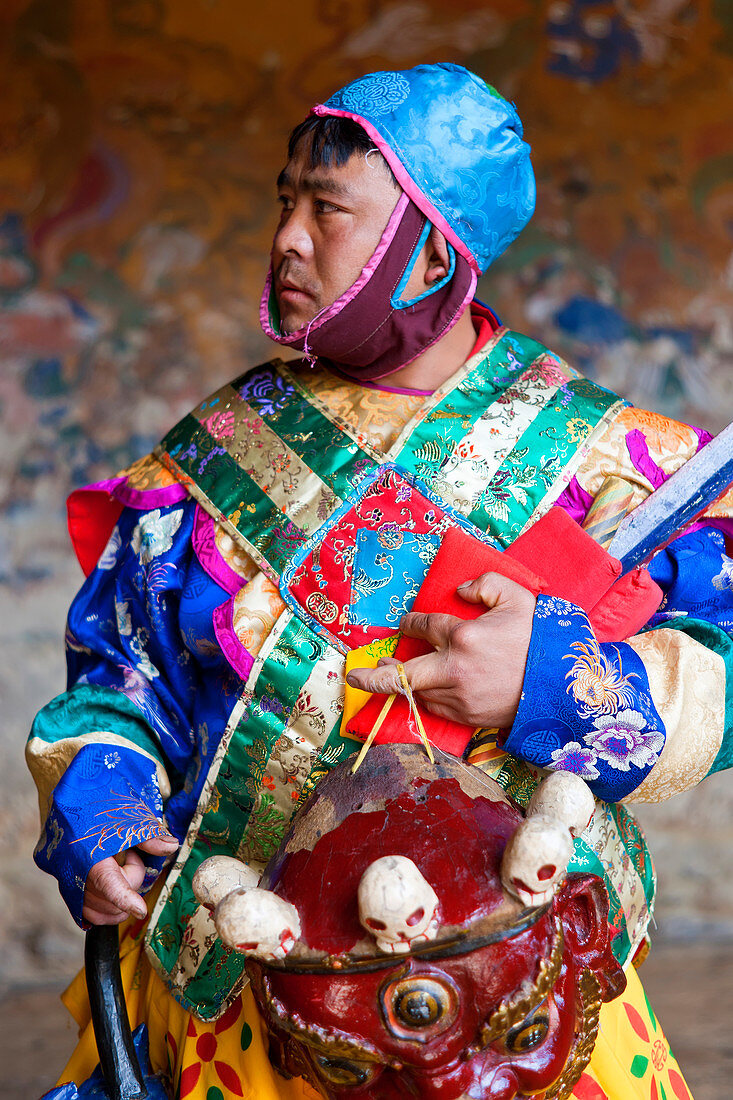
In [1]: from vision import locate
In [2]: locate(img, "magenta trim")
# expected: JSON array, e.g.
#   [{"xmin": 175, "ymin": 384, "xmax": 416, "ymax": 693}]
[
  {"xmin": 683, "ymin": 517, "xmax": 733, "ymax": 546},
  {"xmin": 259, "ymin": 266, "xmax": 276, "ymax": 336},
  {"xmin": 114, "ymin": 480, "xmax": 188, "ymax": 509},
  {"xmin": 554, "ymin": 478, "xmax": 594, "ymax": 525},
  {"xmin": 192, "ymin": 506, "xmax": 244, "ymax": 596},
  {"xmin": 626, "ymin": 429, "xmax": 667, "ymax": 490},
  {"xmin": 73, "ymin": 475, "xmax": 188, "ymax": 511},
  {"xmin": 260, "ymin": 192, "xmax": 410, "ymax": 343},
  {"xmin": 312, "ymin": 104, "xmax": 481, "ymax": 276},
  {"xmin": 213, "ymin": 597, "xmax": 255, "ymax": 681}
]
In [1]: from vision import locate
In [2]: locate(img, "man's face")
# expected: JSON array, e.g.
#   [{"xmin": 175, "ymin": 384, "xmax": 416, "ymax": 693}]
[{"xmin": 272, "ymin": 139, "xmax": 401, "ymax": 333}]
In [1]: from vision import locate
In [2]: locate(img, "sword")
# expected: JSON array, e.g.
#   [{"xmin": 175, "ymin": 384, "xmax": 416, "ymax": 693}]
[{"xmin": 606, "ymin": 420, "xmax": 733, "ymax": 571}]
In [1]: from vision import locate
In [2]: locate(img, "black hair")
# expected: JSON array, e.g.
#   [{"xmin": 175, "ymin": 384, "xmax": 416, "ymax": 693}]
[{"xmin": 286, "ymin": 115, "xmax": 397, "ymax": 182}]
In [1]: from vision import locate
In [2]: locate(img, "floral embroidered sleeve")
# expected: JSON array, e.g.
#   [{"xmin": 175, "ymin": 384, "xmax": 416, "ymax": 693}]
[
  {"xmin": 506, "ymin": 524, "xmax": 733, "ymax": 803},
  {"xmin": 27, "ymin": 497, "xmax": 244, "ymax": 925},
  {"xmin": 505, "ymin": 596, "xmax": 666, "ymax": 801}
]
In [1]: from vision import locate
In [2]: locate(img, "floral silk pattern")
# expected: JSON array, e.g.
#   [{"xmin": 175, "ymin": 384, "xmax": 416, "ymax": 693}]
[{"xmin": 506, "ymin": 596, "xmax": 666, "ymax": 801}]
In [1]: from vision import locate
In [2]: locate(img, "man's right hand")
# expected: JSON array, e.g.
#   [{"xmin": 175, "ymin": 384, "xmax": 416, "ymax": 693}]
[{"xmin": 83, "ymin": 834, "xmax": 179, "ymax": 925}]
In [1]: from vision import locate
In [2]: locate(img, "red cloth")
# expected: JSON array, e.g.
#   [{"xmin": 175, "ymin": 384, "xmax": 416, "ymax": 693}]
[
  {"xmin": 467, "ymin": 300, "xmax": 501, "ymax": 358},
  {"xmin": 588, "ymin": 568, "xmax": 664, "ymax": 643},
  {"xmin": 507, "ymin": 505, "xmax": 622, "ymax": 608},
  {"xmin": 347, "ymin": 508, "xmax": 663, "ymax": 754},
  {"xmin": 67, "ymin": 489, "xmax": 123, "ymax": 577}
]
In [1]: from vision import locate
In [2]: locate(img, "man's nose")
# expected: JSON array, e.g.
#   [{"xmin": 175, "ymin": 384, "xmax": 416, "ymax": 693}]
[{"xmin": 273, "ymin": 205, "xmax": 313, "ymax": 260}]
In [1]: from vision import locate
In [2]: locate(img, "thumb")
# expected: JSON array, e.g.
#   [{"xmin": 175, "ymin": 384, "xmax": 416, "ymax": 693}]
[
  {"xmin": 137, "ymin": 832, "xmax": 179, "ymax": 857},
  {"xmin": 456, "ymin": 571, "xmax": 510, "ymax": 610},
  {"xmin": 93, "ymin": 857, "xmax": 149, "ymax": 919}
]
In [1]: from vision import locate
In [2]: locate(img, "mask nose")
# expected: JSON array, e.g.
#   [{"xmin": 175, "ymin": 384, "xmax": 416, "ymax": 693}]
[
  {"xmin": 413, "ymin": 1065, "xmax": 519, "ymax": 1100},
  {"xmin": 463, "ymin": 1065, "xmax": 519, "ymax": 1100},
  {"xmin": 485, "ymin": 1068, "xmax": 519, "ymax": 1099}
]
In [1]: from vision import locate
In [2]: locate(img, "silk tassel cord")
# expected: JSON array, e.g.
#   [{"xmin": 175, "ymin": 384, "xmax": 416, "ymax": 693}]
[{"xmin": 351, "ymin": 662, "xmax": 434, "ymax": 774}]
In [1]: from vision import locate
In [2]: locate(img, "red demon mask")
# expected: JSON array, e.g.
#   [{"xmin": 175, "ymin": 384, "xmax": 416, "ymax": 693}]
[{"xmin": 197, "ymin": 745, "xmax": 625, "ymax": 1099}]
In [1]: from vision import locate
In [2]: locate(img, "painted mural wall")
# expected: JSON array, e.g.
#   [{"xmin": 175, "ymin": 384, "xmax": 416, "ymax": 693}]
[{"xmin": 1, "ymin": 0, "xmax": 732, "ymax": 985}]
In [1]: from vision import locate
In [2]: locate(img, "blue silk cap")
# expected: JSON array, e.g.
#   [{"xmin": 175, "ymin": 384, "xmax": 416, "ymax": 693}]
[{"xmin": 314, "ymin": 62, "xmax": 536, "ymax": 275}]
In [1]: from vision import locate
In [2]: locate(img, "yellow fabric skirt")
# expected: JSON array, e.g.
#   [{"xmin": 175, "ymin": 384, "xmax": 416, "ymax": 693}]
[{"xmin": 58, "ymin": 916, "xmax": 693, "ymax": 1100}]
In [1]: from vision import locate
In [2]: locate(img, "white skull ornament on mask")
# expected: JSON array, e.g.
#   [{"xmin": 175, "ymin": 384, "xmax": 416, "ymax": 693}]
[
  {"xmin": 192, "ymin": 855, "xmax": 260, "ymax": 911},
  {"xmin": 215, "ymin": 887, "xmax": 301, "ymax": 960},
  {"xmin": 358, "ymin": 854, "xmax": 441, "ymax": 954},
  {"xmin": 527, "ymin": 770, "xmax": 595, "ymax": 837},
  {"xmin": 500, "ymin": 814, "xmax": 574, "ymax": 907}
]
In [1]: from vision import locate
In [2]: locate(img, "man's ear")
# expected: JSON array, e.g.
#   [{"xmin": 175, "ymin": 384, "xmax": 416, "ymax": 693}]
[
  {"xmin": 424, "ymin": 226, "xmax": 451, "ymax": 287},
  {"xmin": 552, "ymin": 873, "xmax": 626, "ymax": 1003}
]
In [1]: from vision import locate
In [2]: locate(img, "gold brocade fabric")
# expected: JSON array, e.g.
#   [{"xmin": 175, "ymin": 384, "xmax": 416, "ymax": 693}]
[
  {"xmin": 120, "ymin": 453, "xmax": 183, "ymax": 493},
  {"xmin": 574, "ymin": 406, "xmax": 704, "ymax": 506},
  {"xmin": 626, "ymin": 630, "xmax": 725, "ymax": 803},
  {"xmin": 305, "ymin": 365, "xmax": 428, "ymax": 454},
  {"xmin": 231, "ymin": 572, "xmax": 287, "ymax": 660}
]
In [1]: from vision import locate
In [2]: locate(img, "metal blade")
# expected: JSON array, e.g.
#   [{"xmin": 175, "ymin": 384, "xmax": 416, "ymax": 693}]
[{"xmin": 607, "ymin": 420, "xmax": 733, "ymax": 571}]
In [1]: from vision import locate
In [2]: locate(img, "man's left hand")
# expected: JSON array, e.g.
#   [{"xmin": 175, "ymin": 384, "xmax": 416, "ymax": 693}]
[{"xmin": 345, "ymin": 572, "xmax": 536, "ymax": 729}]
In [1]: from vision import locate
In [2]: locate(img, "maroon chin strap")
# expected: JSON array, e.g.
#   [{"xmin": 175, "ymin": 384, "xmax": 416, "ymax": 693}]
[{"xmin": 260, "ymin": 196, "xmax": 477, "ymax": 382}]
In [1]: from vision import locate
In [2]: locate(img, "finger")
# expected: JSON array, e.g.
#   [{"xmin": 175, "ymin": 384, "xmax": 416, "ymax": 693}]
[
  {"xmin": 398, "ymin": 611, "xmax": 464, "ymax": 648},
  {"xmin": 412, "ymin": 695, "xmax": 456, "ymax": 722},
  {"xmin": 456, "ymin": 571, "xmax": 511, "ymax": 609},
  {"xmin": 83, "ymin": 891, "xmax": 132, "ymax": 918},
  {"xmin": 394, "ymin": 651, "xmax": 455, "ymax": 693},
  {"xmin": 87, "ymin": 857, "xmax": 148, "ymax": 919},
  {"xmin": 412, "ymin": 685, "xmax": 460, "ymax": 708},
  {"xmin": 346, "ymin": 661, "xmax": 404, "ymax": 695},
  {"xmin": 137, "ymin": 832, "xmax": 179, "ymax": 857},
  {"xmin": 82, "ymin": 904, "xmax": 129, "ymax": 926},
  {"xmin": 347, "ymin": 650, "xmax": 453, "ymax": 696},
  {"xmin": 119, "ymin": 848, "xmax": 146, "ymax": 892}
]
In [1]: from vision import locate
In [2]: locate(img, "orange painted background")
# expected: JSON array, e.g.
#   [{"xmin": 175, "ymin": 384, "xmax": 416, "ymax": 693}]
[
  {"xmin": 2, "ymin": 0, "xmax": 733, "ymax": 994},
  {"xmin": 2, "ymin": 0, "xmax": 733, "ymax": 560}
]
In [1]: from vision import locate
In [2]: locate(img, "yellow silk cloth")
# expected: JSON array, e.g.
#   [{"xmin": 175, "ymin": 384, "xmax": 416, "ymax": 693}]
[
  {"xmin": 57, "ymin": 914, "xmax": 692, "ymax": 1100},
  {"xmin": 58, "ymin": 912, "xmax": 319, "ymax": 1100}
]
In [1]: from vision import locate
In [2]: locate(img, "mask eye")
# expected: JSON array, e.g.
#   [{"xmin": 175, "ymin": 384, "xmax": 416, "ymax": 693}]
[
  {"xmin": 504, "ymin": 1008, "xmax": 550, "ymax": 1054},
  {"xmin": 380, "ymin": 973, "xmax": 458, "ymax": 1042},
  {"xmin": 394, "ymin": 984, "xmax": 443, "ymax": 1028},
  {"xmin": 312, "ymin": 1054, "xmax": 379, "ymax": 1087}
]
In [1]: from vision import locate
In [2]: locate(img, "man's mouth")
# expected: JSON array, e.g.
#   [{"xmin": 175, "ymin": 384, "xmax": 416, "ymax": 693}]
[{"xmin": 276, "ymin": 277, "xmax": 315, "ymax": 302}]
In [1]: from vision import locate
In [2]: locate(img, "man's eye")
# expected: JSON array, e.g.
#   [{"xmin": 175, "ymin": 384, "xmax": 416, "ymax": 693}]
[
  {"xmin": 277, "ymin": 195, "xmax": 293, "ymax": 211},
  {"xmin": 312, "ymin": 1054, "xmax": 379, "ymax": 1087},
  {"xmin": 315, "ymin": 199, "xmax": 339, "ymax": 213},
  {"xmin": 504, "ymin": 1009, "xmax": 550, "ymax": 1054}
]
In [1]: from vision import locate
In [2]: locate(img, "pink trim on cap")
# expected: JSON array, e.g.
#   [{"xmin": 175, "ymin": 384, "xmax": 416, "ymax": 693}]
[
  {"xmin": 261, "ymin": 192, "xmax": 410, "ymax": 343},
  {"xmin": 312, "ymin": 104, "xmax": 481, "ymax": 276},
  {"xmin": 192, "ymin": 506, "xmax": 246, "ymax": 596},
  {"xmin": 213, "ymin": 597, "xmax": 255, "ymax": 682}
]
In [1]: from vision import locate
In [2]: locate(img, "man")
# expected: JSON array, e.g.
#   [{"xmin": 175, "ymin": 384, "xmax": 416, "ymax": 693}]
[{"xmin": 30, "ymin": 64, "xmax": 731, "ymax": 1098}]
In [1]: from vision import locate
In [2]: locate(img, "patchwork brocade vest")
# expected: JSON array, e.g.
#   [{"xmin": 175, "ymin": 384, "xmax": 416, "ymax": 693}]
[{"xmin": 147, "ymin": 326, "xmax": 654, "ymax": 1020}]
